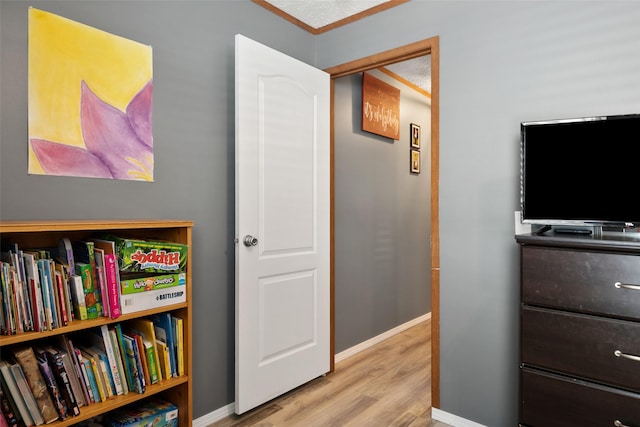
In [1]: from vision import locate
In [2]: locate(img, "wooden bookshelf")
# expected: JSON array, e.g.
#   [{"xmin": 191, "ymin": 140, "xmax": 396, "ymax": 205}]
[{"xmin": 0, "ymin": 219, "xmax": 193, "ymax": 426}]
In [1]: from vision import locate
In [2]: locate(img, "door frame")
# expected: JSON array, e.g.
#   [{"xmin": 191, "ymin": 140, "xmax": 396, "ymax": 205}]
[{"xmin": 324, "ymin": 35, "xmax": 440, "ymax": 407}]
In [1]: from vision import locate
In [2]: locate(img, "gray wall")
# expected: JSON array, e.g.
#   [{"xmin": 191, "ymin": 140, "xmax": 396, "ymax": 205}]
[
  {"xmin": 317, "ymin": 1, "xmax": 640, "ymax": 425},
  {"xmin": 334, "ymin": 70, "xmax": 431, "ymax": 352}
]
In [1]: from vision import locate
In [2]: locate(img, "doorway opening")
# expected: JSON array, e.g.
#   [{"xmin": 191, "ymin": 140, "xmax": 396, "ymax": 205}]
[{"xmin": 325, "ymin": 36, "xmax": 440, "ymax": 407}]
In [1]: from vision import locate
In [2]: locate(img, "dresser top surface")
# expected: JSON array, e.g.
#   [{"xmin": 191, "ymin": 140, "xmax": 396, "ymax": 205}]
[{"xmin": 516, "ymin": 231, "xmax": 640, "ymax": 252}]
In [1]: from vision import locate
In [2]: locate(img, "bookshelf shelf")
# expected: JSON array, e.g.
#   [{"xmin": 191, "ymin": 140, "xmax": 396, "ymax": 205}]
[
  {"xmin": 0, "ymin": 219, "xmax": 193, "ymax": 426},
  {"xmin": 0, "ymin": 303, "xmax": 188, "ymax": 347},
  {"xmin": 41, "ymin": 377, "xmax": 189, "ymax": 427}
]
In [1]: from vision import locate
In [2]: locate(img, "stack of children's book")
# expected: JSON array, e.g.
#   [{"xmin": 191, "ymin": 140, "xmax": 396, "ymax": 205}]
[
  {"xmin": 0, "ymin": 234, "xmax": 188, "ymax": 335},
  {"xmin": 0, "ymin": 234, "xmax": 187, "ymax": 425},
  {"xmin": 0, "ymin": 317, "xmax": 184, "ymax": 424}
]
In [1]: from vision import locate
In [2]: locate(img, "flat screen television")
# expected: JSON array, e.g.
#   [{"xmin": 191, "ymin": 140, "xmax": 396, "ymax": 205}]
[{"xmin": 520, "ymin": 113, "xmax": 640, "ymax": 230}]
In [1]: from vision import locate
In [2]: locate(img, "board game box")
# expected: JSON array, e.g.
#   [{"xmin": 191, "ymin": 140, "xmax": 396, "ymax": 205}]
[
  {"xmin": 120, "ymin": 273, "xmax": 186, "ymax": 295},
  {"xmin": 104, "ymin": 398, "xmax": 178, "ymax": 427},
  {"xmin": 120, "ymin": 284, "xmax": 186, "ymax": 315},
  {"xmin": 103, "ymin": 236, "xmax": 188, "ymax": 274}
]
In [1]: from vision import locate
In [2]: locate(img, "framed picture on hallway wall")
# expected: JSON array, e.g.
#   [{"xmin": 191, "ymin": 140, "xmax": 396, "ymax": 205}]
[
  {"xmin": 410, "ymin": 149, "xmax": 420, "ymax": 174},
  {"xmin": 410, "ymin": 123, "xmax": 420, "ymax": 149}
]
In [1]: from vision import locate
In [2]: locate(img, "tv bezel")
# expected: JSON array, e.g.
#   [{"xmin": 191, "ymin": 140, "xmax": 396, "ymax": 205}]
[{"xmin": 520, "ymin": 113, "xmax": 640, "ymax": 229}]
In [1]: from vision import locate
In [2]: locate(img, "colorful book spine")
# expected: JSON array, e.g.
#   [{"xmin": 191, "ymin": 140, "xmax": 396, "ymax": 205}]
[
  {"xmin": 9, "ymin": 250, "xmax": 31, "ymax": 330},
  {"xmin": 80, "ymin": 347, "xmax": 112, "ymax": 400},
  {"xmin": 9, "ymin": 363, "xmax": 43, "ymax": 425},
  {"xmin": 36, "ymin": 259, "xmax": 54, "ymax": 330},
  {"xmin": 104, "ymin": 254, "xmax": 121, "ymax": 319},
  {"xmin": 92, "ymin": 247, "xmax": 109, "ymax": 318},
  {"xmin": 71, "ymin": 348, "xmax": 94, "ymax": 405},
  {"xmin": 126, "ymin": 319, "xmax": 160, "ymax": 384},
  {"xmin": 74, "ymin": 263, "xmax": 99, "ymax": 319},
  {"xmin": 89, "ymin": 239, "xmax": 123, "ymax": 319},
  {"xmin": 172, "ymin": 316, "xmax": 185, "ymax": 376},
  {"xmin": 125, "ymin": 332, "xmax": 149, "ymax": 387},
  {"xmin": 97, "ymin": 325, "xmax": 124, "ymax": 395},
  {"xmin": 27, "ymin": 277, "xmax": 42, "ymax": 333},
  {"xmin": 155, "ymin": 340, "xmax": 170, "ymax": 381},
  {"xmin": 0, "ymin": 277, "xmax": 6, "ymax": 335},
  {"xmin": 42, "ymin": 260, "xmax": 58, "ymax": 330},
  {"xmin": 71, "ymin": 241, "xmax": 96, "ymax": 287},
  {"xmin": 108, "ymin": 328, "xmax": 128, "ymax": 395},
  {"xmin": 22, "ymin": 253, "xmax": 45, "ymax": 333},
  {"xmin": 0, "ymin": 384, "xmax": 19, "ymax": 427},
  {"xmin": 53, "ymin": 272, "xmax": 68, "ymax": 326},
  {"xmin": 96, "ymin": 354, "xmax": 114, "ymax": 398},
  {"xmin": 58, "ymin": 337, "xmax": 88, "ymax": 408},
  {"xmin": 35, "ymin": 350, "xmax": 68, "ymax": 420},
  {"xmin": 0, "ymin": 361, "xmax": 33, "ymax": 427},
  {"xmin": 68, "ymin": 275, "xmax": 87, "ymax": 321},
  {"xmin": 0, "ymin": 263, "xmax": 15, "ymax": 335},
  {"xmin": 78, "ymin": 349, "xmax": 105, "ymax": 403},
  {"xmin": 113, "ymin": 324, "xmax": 135, "ymax": 393},
  {"xmin": 11, "ymin": 346, "xmax": 58, "ymax": 424},
  {"xmin": 152, "ymin": 313, "xmax": 176, "ymax": 377},
  {"xmin": 77, "ymin": 354, "xmax": 98, "ymax": 404},
  {"xmin": 121, "ymin": 334, "xmax": 145, "ymax": 394},
  {"xmin": 9, "ymin": 251, "xmax": 32, "ymax": 334},
  {"xmin": 9, "ymin": 269, "xmax": 25, "ymax": 334},
  {"xmin": 95, "ymin": 264, "xmax": 109, "ymax": 318},
  {"xmin": 53, "ymin": 263, "xmax": 74, "ymax": 323},
  {"xmin": 57, "ymin": 238, "xmax": 75, "ymax": 280},
  {"xmin": 43, "ymin": 349, "xmax": 79, "ymax": 418},
  {"xmin": 142, "ymin": 340, "xmax": 159, "ymax": 385}
]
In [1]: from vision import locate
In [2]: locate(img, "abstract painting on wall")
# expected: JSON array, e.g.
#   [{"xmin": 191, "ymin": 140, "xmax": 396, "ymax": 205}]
[{"xmin": 28, "ymin": 8, "xmax": 154, "ymax": 181}]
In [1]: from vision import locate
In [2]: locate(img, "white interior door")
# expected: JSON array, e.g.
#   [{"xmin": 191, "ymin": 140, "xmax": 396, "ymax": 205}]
[{"xmin": 234, "ymin": 34, "xmax": 330, "ymax": 415}]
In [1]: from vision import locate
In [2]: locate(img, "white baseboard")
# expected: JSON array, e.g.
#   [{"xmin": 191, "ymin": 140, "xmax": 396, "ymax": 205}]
[
  {"xmin": 334, "ymin": 312, "xmax": 431, "ymax": 363},
  {"xmin": 192, "ymin": 313, "xmax": 431, "ymax": 426},
  {"xmin": 432, "ymin": 408, "xmax": 487, "ymax": 427},
  {"xmin": 192, "ymin": 403, "xmax": 234, "ymax": 427}
]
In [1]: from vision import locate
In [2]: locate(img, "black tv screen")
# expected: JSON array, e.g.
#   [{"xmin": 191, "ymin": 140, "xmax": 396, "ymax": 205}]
[{"xmin": 521, "ymin": 113, "xmax": 640, "ymax": 227}]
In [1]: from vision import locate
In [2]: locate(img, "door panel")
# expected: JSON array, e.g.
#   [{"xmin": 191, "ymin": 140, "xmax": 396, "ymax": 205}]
[
  {"xmin": 260, "ymin": 270, "xmax": 317, "ymax": 362},
  {"xmin": 235, "ymin": 34, "xmax": 330, "ymax": 414},
  {"xmin": 260, "ymin": 76, "xmax": 316, "ymax": 253}
]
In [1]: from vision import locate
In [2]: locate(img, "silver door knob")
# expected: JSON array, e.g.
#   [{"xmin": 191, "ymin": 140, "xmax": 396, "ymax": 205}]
[{"xmin": 243, "ymin": 235, "xmax": 258, "ymax": 247}]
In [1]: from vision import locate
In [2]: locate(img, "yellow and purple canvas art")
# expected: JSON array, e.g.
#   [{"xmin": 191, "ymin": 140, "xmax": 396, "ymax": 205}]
[{"xmin": 28, "ymin": 8, "xmax": 153, "ymax": 181}]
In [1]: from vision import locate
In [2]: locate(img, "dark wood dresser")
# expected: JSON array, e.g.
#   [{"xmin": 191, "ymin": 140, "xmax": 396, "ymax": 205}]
[{"xmin": 516, "ymin": 232, "xmax": 640, "ymax": 427}]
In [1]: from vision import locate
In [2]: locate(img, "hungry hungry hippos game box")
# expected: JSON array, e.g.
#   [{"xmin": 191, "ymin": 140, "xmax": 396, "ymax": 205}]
[{"xmin": 103, "ymin": 235, "xmax": 188, "ymax": 274}]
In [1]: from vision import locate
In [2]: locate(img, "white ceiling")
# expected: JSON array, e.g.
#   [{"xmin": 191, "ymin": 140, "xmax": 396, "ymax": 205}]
[
  {"xmin": 263, "ymin": 0, "xmax": 391, "ymax": 29},
  {"xmin": 384, "ymin": 56, "xmax": 431, "ymax": 94},
  {"xmin": 261, "ymin": 0, "xmax": 431, "ymax": 93}
]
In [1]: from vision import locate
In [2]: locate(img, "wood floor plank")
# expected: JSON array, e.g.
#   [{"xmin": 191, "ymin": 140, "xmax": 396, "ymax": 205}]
[{"xmin": 210, "ymin": 320, "xmax": 443, "ymax": 427}]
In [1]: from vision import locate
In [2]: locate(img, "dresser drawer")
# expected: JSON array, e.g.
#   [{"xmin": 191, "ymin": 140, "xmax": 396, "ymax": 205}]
[
  {"xmin": 521, "ymin": 306, "xmax": 640, "ymax": 393},
  {"xmin": 521, "ymin": 246, "xmax": 640, "ymax": 320},
  {"xmin": 521, "ymin": 368, "xmax": 640, "ymax": 427}
]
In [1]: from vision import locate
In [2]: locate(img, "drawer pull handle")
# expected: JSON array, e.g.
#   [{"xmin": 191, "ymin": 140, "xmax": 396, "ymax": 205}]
[
  {"xmin": 614, "ymin": 349, "xmax": 640, "ymax": 362},
  {"xmin": 614, "ymin": 281, "xmax": 640, "ymax": 291},
  {"xmin": 614, "ymin": 421, "xmax": 631, "ymax": 427}
]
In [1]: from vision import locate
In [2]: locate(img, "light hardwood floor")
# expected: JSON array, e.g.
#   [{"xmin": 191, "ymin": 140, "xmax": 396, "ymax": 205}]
[{"xmin": 210, "ymin": 319, "xmax": 451, "ymax": 427}]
